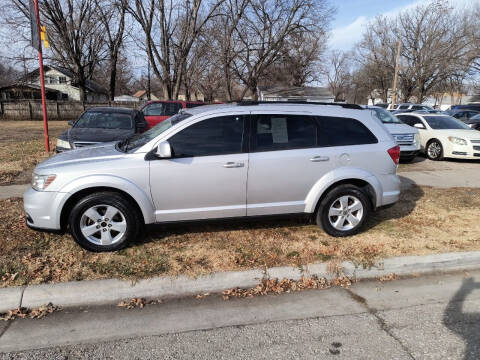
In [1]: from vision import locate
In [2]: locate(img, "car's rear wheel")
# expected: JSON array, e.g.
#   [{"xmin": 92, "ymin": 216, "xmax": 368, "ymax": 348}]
[
  {"xmin": 426, "ymin": 139, "xmax": 443, "ymax": 161},
  {"xmin": 316, "ymin": 185, "xmax": 370, "ymax": 237},
  {"xmin": 69, "ymin": 192, "xmax": 141, "ymax": 252}
]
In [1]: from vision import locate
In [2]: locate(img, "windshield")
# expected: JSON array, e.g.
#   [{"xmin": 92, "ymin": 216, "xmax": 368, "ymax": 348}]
[
  {"xmin": 371, "ymin": 108, "xmax": 402, "ymax": 124},
  {"xmin": 75, "ymin": 111, "xmax": 133, "ymax": 129},
  {"xmin": 424, "ymin": 116, "xmax": 472, "ymax": 130},
  {"xmin": 123, "ymin": 112, "xmax": 192, "ymax": 152}
]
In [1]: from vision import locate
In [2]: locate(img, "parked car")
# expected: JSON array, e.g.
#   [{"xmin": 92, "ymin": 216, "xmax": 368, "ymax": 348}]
[
  {"xmin": 396, "ymin": 103, "xmax": 434, "ymax": 111},
  {"xmin": 139, "ymin": 100, "xmax": 205, "ymax": 128},
  {"xmin": 446, "ymin": 109, "xmax": 480, "ymax": 122},
  {"xmin": 55, "ymin": 107, "xmax": 148, "ymax": 152},
  {"xmin": 364, "ymin": 106, "xmax": 420, "ymax": 162},
  {"xmin": 396, "ymin": 112, "xmax": 480, "ymax": 161},
  {"xmin": 25, "ymin": 101, "xmax": 400, "ymax": 251},
  {"xmin": 465, "ymin": 114, "xmax": 480, "ymax": 130},
  {"xmin": 449, "ymin": 103, "xmax": 480, "ymax": 112}
]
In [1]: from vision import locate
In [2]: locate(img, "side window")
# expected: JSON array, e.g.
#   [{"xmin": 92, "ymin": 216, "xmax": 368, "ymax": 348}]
[
  {"xmin": 164, "ymin": 103, "xmax": 182, "ymax": 116},
  {"xmin": 399, "ymin": 104, "xmax": 409, "ymax": 109},
  {"xmin": 186, "ymin": 103, "xmax": 203, "ymax": 109},
  {"xmin": 169, "ymin": 115, "xmax": 244, "ymax": 157},
  {"xmin": 144, "ymin": 103, "xmax": 164, "ymax": 116},
  {"xmin": 317, "ymin": 117, "xmax": 378, "ymax": 147},
  {"xmin": 398, "ymin": 115, "xmax": 423, "ymax": 128},
  {"xmin": 252, "ymin": 114, "xmax": 317, "ymax": 152}
]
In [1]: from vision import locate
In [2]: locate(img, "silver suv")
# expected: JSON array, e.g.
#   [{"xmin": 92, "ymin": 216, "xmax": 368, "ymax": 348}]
[{"xmin": 24, "ymin": 102, "xmax": 401, "ymax": 251}]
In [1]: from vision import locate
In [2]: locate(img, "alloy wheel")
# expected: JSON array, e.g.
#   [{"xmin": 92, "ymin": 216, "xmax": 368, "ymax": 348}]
[
  {"xmin": 80, "ymin": 204, "xmax": 127, "ymax": 245},
  {"xmin": 328, "ymin": 195, "xmax": 364, "ymax": 231}
]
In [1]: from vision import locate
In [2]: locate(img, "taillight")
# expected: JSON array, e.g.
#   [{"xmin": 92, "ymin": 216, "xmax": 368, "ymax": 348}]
[{"xmin": 387, "ymin": 145, "xmax": 401, "ymax": 165}]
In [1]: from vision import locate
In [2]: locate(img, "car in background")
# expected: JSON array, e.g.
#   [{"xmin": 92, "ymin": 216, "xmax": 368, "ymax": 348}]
[
  {"xmin": 449, "ymin": 103, "xmax": 480, "ymax": 112},
  {"xmin": 140, "ymin": 100, "xmax": 205, "ymax": 128},
  {"xmin": 466, "ymin": 114, "xmax": 480, "ymax": 130},
  {"xmin": 396, "ymin": 103, "xmax": 434, "ymax": 112},
  {"xmin": 446, "ymin": 109, "xmax": 480, "ymax": 123},
  {"xmin": 56, "ymin": 107, "xmax": 148, "ymax": 152},
  {"xmin": 396, "ymin": 112, "xmax": 480, "ymax": 161},
  {"xmin": 364, "ymin": 106, "xmax": 420, "ymax": 162}
]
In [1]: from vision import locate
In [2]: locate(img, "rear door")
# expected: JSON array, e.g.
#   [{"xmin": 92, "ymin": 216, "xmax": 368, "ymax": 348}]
[{"xmin": 246, "ymin": 112, "xmax": 333, "ymax": 216}]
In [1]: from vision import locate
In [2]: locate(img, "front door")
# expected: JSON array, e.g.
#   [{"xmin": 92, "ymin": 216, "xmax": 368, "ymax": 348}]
[
  {"xmin": 149, "ymin": 114, "xmax": 248, "ymax": 222},
  {"xmin": 142, "ymin": 102, "xmax": 183, "ymax": 128}
]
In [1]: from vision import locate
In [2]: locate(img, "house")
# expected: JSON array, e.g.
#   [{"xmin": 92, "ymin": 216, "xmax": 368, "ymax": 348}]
[
  {"xmin": 257, "ymin": 86, "xmax": 334, "ymax": 102},
  {"xmin": 132, "ymin": 90, "xmax": 159, "ymax": 101},
  {"xmin": 114, "ymin": 95, "xmax": 139, "ymax": 102},
  {"xmin": 0, "ymin": 65, "xmax": 108, "ymax": 102}
]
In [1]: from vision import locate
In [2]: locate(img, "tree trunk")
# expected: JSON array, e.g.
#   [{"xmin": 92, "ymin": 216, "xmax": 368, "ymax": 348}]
[{"xmin": 109, "ymin": 57, "xmax": 117, "ymax": 102}]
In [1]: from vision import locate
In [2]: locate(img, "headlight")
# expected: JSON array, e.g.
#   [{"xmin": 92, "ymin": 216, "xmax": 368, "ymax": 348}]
[
  {"xmin": 32, "ymin": 173, "xmax": 56, "ymax": 191},
  {"xmin": 56, "ymin": 138, "xmax": 71, "ymax": 149},
  {"xmin": 448, "ymin": 136, "xmax": 467, "ymax": 146},
  {"xmin": 414, "ymin": 133, "xmax": 421, "ymax": 145}
]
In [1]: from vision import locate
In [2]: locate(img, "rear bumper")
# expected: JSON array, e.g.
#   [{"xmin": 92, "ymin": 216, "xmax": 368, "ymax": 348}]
[{"xmin": 376, "ymin": 174, "xmax": 401, "ymax": 207}]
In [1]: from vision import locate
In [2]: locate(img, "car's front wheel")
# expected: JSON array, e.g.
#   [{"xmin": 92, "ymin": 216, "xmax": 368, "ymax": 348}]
[
  {"xmin": 426, "ymin": 139, "xmax": 443, "ymax": 161},
  {"xmin": 316, "ymin": 185, "xmax": 370, "ymax": 237},
  {"xmin": 69, "ymin": 192, "xmax": 141, "ymax": 252}
]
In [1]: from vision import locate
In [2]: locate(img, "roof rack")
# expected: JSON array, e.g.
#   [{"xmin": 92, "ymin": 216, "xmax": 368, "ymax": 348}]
[{"xmin": 235, "ymin": 100, "xmax": 363, "ymax": 110}]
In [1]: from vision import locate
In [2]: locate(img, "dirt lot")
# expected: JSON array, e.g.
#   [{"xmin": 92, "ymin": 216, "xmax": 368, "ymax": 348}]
[
  {"xmin": 0, "ymin": 121, "xmax": 68, "ymax": 185},
  {"xmin": 1, "ymin": 185, "xmax": 480, "ymax": 288}
]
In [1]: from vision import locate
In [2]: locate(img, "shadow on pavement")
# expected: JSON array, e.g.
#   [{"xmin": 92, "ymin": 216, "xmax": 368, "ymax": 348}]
[
  {"xmin": 443, "ymin": 278, "xmax": 480, "ymax": 360},
  {"xmin": 364, "ymin": 180, "xmax": 424, "ymax": 231}
]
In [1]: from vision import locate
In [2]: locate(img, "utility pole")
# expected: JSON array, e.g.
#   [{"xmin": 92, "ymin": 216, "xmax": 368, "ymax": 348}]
[
  {"xmin": 391, "ymin": 39, "xmax": 402, "ymax": 109},
  {"xmin": 147, "ymin": 59, "xmax": 151, "ymax": 101},
  {"xmin": 29, "ymin": 0, "xmax": 49, "ymax": 152}
]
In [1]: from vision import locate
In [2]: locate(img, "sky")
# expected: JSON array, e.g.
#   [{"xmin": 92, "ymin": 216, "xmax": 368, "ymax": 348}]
[{"xmin": 329, "ymin": 0, "xmax": 477, "ymax": 51}]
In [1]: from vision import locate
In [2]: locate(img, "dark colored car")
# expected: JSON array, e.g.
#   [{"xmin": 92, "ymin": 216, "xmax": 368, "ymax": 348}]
[
  {"xmin": 56, "ymin": 107, "xmax": 148, "ymax": 152},
  {"xmin": 466, "ymin": 114, "xmax": 480, "ymax": 130},
  {"xmin": 449, "ymin": 104, "xmax": 480, "ymax": 112},
  {"xmin": 139, "ymin": 100, "xmax": 205, "ymax": 128},
  {"xmin": 446, "ymin": 109, "xmax": 480, "ymax": 122}
]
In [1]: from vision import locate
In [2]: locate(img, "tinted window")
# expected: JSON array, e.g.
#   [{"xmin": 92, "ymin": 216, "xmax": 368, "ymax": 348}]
[
  {"xmin": 186, "ymin": 103, "xmax": 204, "ymax": 109},
  {"xmin": 252, "ymin": 115, "xmax": 317, "ymax": 151},
  {"xmin": 317, "ymin": 117, "xmax": 377, "ymax": 146},
  {"xmin": 169, "ymin": 116, "xmax": 244, "ymax": 157},
  {"xmin": 143, "ymin": 102, "xmax": 182, "ymax": 116},
  {"xmin": 397, "ymin": 115, "xmax": 423, "ymax": 127},
  {"xmin": 424, "ymin": 116, "xmax": 471, "ymax": 130},
  {"xmin": 164, "ymin": 102, "xmax": 182, "ymax": 116},
  {"xmin": 75, "ymin": 111, "xmax": 133, "ymax": 129},
  {"xmin": 399, "ymin": 104, "xmax": 410, "ymax": 109}
]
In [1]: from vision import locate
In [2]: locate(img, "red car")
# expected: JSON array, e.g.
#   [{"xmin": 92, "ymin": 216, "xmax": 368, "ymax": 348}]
[{"xmin": 140, "ymin": 100, "xmax": 205, "ymax": 128}]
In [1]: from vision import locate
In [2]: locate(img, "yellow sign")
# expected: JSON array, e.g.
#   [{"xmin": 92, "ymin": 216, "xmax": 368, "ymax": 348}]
[{"xmin": 40, "ymin": 25, "xmax": 49, "ymax": 48}]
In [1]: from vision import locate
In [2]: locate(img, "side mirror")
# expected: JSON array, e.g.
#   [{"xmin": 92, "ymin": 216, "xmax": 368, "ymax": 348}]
[
  {"xmin": 68, "ymin": 120, "xmax": 75, "ymax": 126},
  {"xmin": 414, "ymin": 123, "xmax": 425, "ymax": 129},
  {"xmin": 155, "ymin": 141, "xmax": 172, "ymax": 158}
]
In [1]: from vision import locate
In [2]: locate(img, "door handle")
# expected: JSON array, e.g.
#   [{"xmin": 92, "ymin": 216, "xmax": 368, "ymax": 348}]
[
  {"xmin": 310, "ymin": 156, "xmax": 329, "ymax": 162},
  {"xmin": 224, "ymin": 162, "xmax": 244, "ymax": 168}
]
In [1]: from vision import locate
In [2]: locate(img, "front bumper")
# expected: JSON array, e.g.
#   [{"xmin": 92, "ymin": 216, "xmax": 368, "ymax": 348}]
[
  {"xmin": 55, "ymin": 146, "xmax": 71, "ymax": 153},
  {"xmin": 444, "ymin": 143, "xmax": 480, "ymax": 160},
  {"xmin": 24, "ymin": 187, "xmax": 64, "ymax": 230}
]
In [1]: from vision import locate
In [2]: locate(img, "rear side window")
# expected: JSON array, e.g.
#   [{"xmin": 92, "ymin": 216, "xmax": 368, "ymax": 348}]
[
  {"xmin": 317, "ymin": 117, "xmax": 378, "ymax": 146},
  {"xmin": 251, "ymin": 114, "xmax": 317, "ymax": 152},
  {"xmin": 143, "ymin": 102, "xmax": 182, "ymax": 116},
  {"xmin": 186, "ymin": 103, "xmax": 203, "ymax": 109},
  {"xmin": 169, "ymin": 115, "xmax": 244, "ymax": 157}
]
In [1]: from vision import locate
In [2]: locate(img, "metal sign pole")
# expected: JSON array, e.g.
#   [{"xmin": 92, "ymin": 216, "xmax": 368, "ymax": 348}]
[{"xmin": 31, "ymin": 0, "xmax": 50, "ymax": 152}]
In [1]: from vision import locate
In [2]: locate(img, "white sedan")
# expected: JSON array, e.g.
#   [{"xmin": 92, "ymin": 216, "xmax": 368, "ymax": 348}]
[{"xmin": 396, "ymin": 113, "xmax": 480, "ymax": 161}]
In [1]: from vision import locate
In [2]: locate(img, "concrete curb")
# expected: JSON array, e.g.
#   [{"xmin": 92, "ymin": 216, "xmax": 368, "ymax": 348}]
[{"xmin": 2, "ymin": 251, "xmax": 480, "ymax": 313}]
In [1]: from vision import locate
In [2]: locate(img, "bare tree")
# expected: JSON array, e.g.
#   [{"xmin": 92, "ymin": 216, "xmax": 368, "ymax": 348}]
[
  {"xmin": 325, "ymin": 50, "xmax": 351, "ymax": 101},
  {"xmin": 231, "ymin": 0, "xmax": 333, "ymax": 100},
  {"xmin": 94, "ymin": 0, "xmax": 127, "ymax": 100},
  {"xmin": 124, "ymin": 0, "xmax": 224, "ymax": 99}
]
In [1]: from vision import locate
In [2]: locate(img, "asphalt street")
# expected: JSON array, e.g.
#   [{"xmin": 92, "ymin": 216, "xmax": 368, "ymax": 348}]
[{"xmin": 1, "ymin": 270, "xmax": 480, "ymax": 359}]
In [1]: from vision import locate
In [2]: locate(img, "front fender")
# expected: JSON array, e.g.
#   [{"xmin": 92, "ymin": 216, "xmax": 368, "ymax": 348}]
[
  {"xmin": 304, "ymin": 167, "xmax": 382, "ymax": 213},
  {"xmin": 56, "ymin": 174, "xmax": 156, "ymax": 226}
]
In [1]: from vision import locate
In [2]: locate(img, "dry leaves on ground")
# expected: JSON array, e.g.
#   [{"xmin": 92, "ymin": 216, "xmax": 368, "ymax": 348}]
[
  {"xmin": 0, "ymin": 303, "xmax": 60, "ymax": 321},
  {"xmin": 117, "ymin": 297, "xmax": 162, "ymax": 309}
]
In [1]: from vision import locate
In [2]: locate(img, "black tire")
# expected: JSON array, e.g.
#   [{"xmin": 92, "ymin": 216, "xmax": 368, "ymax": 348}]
[
  {"xmin": 316, "ymin": 185, "xmax": 371, "ymax": 237},
  {"xmin": 426, "ymin": 139, "xmax": 444, "ymax": 161},
  {"xmin": 69, "ymin": 191, "xmax": 142, "ymax": 252}
]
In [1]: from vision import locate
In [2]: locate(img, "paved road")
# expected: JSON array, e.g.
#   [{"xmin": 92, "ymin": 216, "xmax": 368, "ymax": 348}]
[{"xmin": 1, "ymin": 271, "xmax": 480, "ymax": 359}]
